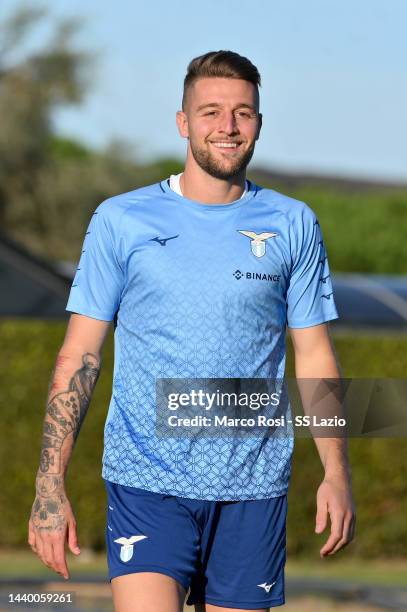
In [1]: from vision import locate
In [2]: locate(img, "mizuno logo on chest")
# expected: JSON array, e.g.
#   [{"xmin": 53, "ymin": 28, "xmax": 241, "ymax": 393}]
[{"xmin": 150, "ymin": 235, "xmax": 179, "ymax": 246}]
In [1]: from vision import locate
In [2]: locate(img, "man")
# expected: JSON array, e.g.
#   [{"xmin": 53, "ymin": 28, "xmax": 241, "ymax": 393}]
[{"xmin": 29, "ymin": 51, "xmax": 355, "ymax": 611}]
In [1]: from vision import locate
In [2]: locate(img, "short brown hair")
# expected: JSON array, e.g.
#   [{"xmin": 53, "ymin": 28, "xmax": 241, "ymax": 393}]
[{"xmin": 182, "ymin": 50, "xmax": 261, "ymax": 110}]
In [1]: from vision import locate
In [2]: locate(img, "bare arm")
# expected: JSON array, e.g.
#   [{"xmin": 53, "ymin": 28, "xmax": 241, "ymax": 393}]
[
  {"xmin": 289, "ymin": 322, "xmax": 356, "ymax": 557},
  {"xmin": 28, "ymin": 314, "xmax": 110, "ymax": 579}
]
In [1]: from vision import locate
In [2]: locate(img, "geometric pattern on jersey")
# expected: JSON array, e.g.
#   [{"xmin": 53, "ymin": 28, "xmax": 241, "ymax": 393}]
[{"xmin": 66, "ymin": 179, "xmax": 339, "ymax": 500}]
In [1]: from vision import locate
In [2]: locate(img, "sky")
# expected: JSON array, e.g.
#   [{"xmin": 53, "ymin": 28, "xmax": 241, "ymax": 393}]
[{"xmin": 2, "ymin": 0, "xmax": 407, "ymax": 182}]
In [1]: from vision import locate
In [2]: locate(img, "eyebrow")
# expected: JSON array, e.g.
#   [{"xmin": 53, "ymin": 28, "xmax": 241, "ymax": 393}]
[{"xmin": 196, "ymin": 102, "xmax": 257, "ymax": 112}]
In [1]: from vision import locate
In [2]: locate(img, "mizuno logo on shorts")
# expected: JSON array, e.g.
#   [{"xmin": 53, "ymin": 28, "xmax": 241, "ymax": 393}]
[{"xmin": 257, "ymin": 580, "xmax": 276, "ymax": 593}]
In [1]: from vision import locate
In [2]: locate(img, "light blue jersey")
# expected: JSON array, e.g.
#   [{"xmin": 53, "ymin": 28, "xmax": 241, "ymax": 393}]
[{"xmin": 66, "ymin": 179, "xmax": 338, "ymax": 500}]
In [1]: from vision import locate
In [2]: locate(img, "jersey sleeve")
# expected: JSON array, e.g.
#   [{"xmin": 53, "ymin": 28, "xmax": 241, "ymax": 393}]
[
  {"xmin": 286, "ymin": 205, "xmax": 339, "ymax": 328},
  {"xmin": 66, "ymin": 202, "xmax": 125, "ymax": 321}
]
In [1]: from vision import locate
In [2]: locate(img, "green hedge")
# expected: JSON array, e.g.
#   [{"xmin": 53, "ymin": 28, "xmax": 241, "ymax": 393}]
[{"xmin": 0, "ymin": 321, "xmax": 406, "ymax": 557}]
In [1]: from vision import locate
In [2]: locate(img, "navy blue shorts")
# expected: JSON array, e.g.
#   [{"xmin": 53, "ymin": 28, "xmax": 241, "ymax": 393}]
[{"xmin": 105, "ymin": 480, "xmax": 287, "ymax": 609}]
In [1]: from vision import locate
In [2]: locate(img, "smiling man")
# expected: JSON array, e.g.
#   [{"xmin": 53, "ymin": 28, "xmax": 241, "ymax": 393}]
[{"xmin": 29, "ymin": 51, "xmax": 355, "ymax": 612}]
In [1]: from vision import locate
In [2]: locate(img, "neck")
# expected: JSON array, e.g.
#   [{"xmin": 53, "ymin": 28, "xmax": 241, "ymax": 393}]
[{"xmin": 181, "ymin": 152, "xmax": 246, "ymax": 204}]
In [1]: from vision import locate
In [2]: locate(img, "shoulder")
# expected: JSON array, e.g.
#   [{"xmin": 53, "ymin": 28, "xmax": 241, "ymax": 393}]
[
  {"xmin": 254, "ymin": 184, "xmax": 317, "ymax": 224},
  {"xmin": 90, "ymin": 182, "xmax": 166, "ymax": 241},
  {"xmin": 95, "ymin": 182, "xmax": 164, "ymax": 221}
]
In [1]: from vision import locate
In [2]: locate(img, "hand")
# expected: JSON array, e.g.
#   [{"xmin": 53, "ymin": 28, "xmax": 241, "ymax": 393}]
[
  {"xmin": 28, "ymin": 476, "xmax": 80, "ymax": 580},
  {"xmin": 315, "ymin": 475, "xmax": 356, "ymax": 557}
]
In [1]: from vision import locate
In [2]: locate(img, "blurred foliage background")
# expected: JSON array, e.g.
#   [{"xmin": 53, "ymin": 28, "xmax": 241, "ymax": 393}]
[
  {"xmin": 0, "ymin": 5, "xmax": 406, "ymax": 562},
  {"xmin": 1, "ymin": 6, "xmax": 406, "ymax": 271},
  {"xmin": 0, "ymin": 321, "xmax": 406, "ymax": 556}
]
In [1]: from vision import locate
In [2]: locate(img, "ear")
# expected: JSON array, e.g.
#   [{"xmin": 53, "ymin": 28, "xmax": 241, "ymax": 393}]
[
  {"xmin": 256, "ymin": 113, "xmax": 263, "ymax": 141},
  {"xmin": 176, "ymin": 110, "xmax": 189, "ymax": 139}
]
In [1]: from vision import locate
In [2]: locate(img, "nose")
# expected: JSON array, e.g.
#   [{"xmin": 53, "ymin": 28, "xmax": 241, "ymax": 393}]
[{"xmin": 218, "ymin": 110, "xmax": 239, "ymax": 135}]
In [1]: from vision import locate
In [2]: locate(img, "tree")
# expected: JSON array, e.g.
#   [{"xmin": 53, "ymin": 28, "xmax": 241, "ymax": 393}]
[
  {"xmin": 0, "ymin": 4, "xmax": 90, "ymax": 252},
  {"xmin": 0, "ymin": 6, "xmax": 182, "ymax": 261}
]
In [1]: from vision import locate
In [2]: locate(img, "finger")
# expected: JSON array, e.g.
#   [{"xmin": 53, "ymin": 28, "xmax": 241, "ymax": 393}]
[
  {"xmin": 28, "ymin": 521, "xmax": 37, "ymax": 553},
  {"xmin": 328, "ymin": 521, "xmax": 352, "ymax": 555},
  {"xmin": 315, "ymin": 499, "xmax": 328, "ymax": 534},
  {"xmin": 67, "ymin": 519, "xmax": 81, "ymax": 555},
  {"xmin": 329, "ymin": 514, "xmax": 355, "ymax": 555},
  {"xmin": 329, "ymin": 512, "xmax": 355, "ymax": 555},
  {"xmin": 349, "ymin": 512, "xmax": 356, "ymax": 541},
  {"xmin": 42, "ymin": 538, "xmax": 55, "ymax": 570},
  {"xmin": 329, "ymin": 536, "xmax": 349, "ymax": 555},
  {"xmin": 320, "ymin": 513, "xmax": 344, "ymax": 557},
  {"xmin": 52, "ymin": 538, "xmax": 69, "ymax": 580},
  {"xmin": 35, "ymin": 532, "xmax": 45, "ymax": 562}
]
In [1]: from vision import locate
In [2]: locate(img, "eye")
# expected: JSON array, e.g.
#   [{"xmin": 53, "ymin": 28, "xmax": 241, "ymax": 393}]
[{"xmin": 204, "ymin": 111, "xmax": 217, "ymax": 116}]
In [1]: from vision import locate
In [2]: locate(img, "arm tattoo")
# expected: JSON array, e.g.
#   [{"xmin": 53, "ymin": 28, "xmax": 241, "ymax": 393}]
[
  {"xmin": 31, "ymin": 494, "xmax": 66, "ymax": 531},
  {"xmin": 32, "ymin": 475, "xmax": 66, "ymax": 531},
  {"xmin": 39, "ymin": 353, "xmax": 100, "ymax": 474},
  {"xmin": 32, "ymin": 353, "xmax": 100, "ymax": 531}
]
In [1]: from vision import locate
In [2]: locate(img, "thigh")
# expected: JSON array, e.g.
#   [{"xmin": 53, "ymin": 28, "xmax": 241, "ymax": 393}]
[
  {"xmin": 112, "ymin": 571, "xmax": 185, "ymax": 612},
  {"xmin": 105, "ymin": 480, "xmax": 200, "ymax": 606},
  {"xmin": 188, "ymin": 495, "xmax": 287, "ymax": 610},
  {"xmin": 194, "ymin": 605, "xmax": 269, "ymax": 612}
]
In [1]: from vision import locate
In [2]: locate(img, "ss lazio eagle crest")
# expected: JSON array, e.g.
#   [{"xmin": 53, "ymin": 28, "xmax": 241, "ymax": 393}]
[
  {"xmin": 238, "ymin": 230, "xmax": 278, "ymax": 258},
  {"xmin": 114, "ymin": 535, "xmax": 148, "ymax": 562}
]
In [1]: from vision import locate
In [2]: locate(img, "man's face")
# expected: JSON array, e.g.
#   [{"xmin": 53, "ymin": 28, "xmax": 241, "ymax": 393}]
[{"xmin": 177, "ymin": 77, "xmax": 262, "ymax": 180}]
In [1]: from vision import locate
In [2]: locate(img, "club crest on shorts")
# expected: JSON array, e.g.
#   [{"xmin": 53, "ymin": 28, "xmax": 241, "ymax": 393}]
[
  {"xmin": 238, "ymin": 230, "xmax": 278, "ymax": 258},
  {"xmin": 114, "ymin": 535, "xmax": 148, "ymax": 562}
]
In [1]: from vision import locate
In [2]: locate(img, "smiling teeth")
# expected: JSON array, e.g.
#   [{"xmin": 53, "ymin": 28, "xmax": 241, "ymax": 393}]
[{"xmin": 212, "ymin": 142, "xmax": 238, "ymax": 148}]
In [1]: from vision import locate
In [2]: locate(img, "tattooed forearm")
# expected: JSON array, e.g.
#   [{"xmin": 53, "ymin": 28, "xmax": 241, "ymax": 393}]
[
  {"xmin": 38, "ymin": 353, "xmax": 100, "ymax": 475},
  {"xmin": 36, "ymin": 474, "xmax": 63, "ymax": 498},
  {"xmin": 32, "ymin": 475, "xmax": 67, "ymax": 531},
  {"xmin": 31, "ymin": 353, "xmax": 100, "ymax": 532},
  {"xmin": 31, "ymin": 490, "xmax": 67, "ymax": 531}
]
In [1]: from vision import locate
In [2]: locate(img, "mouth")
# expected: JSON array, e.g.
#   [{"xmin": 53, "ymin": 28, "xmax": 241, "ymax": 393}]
[{"xmin": 208, "ymin": 140, "xmax": 243, "ymax": 154}]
